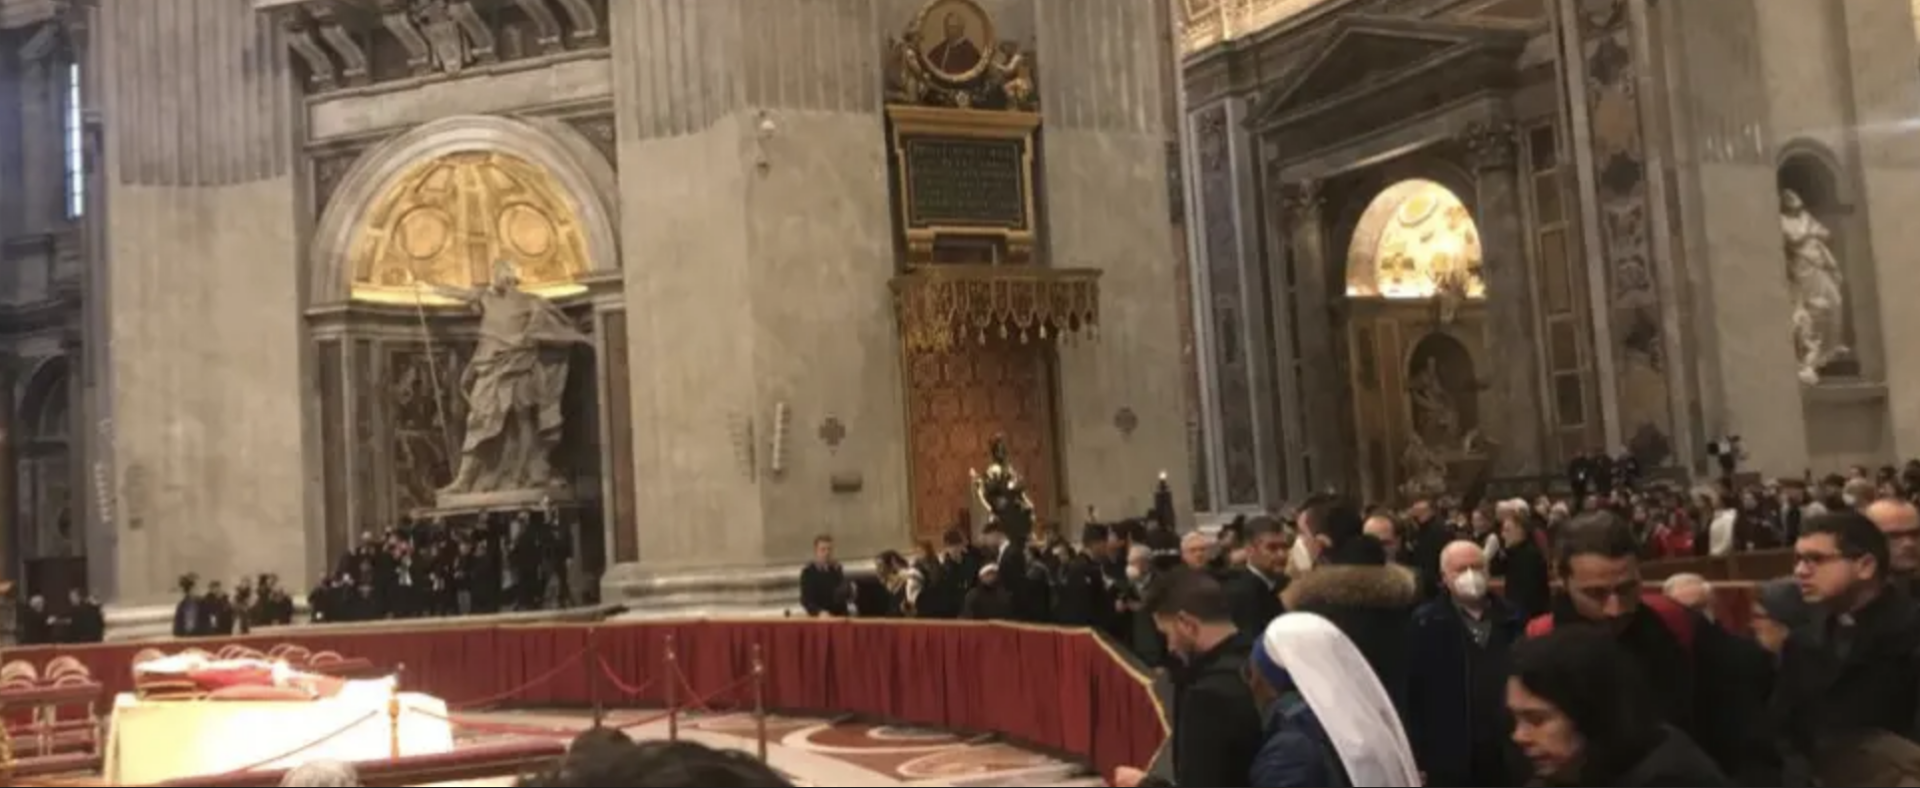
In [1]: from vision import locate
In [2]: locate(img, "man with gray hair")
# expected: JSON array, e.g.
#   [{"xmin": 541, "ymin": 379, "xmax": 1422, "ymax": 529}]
[
  {"xmin": 1662, "ymin": 573, "xmax": 1716, "ymax": 620},
  {"xmin": 1180, "ymin": 531, "xmax": 1217, "ymax": 573},
  {"xmin": 279, "ymin": 760, "xmax": 360, "ymax": 787}
]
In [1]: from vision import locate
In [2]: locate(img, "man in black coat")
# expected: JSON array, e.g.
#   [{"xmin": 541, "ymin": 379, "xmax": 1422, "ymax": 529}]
[
  {"xmin": 1531, "ymin": 511, "xmax": 1773, "ymax": 783},
  {"xmin": 1221, "ymin": 515, "xmax": 1288, "ymax": 639},
  {"xmin": 1285, "ymin": 500, "xmax": 1419, "ymax": 720},
  {"xmin": 63, "ymin": 589, "xmax": 105, "ymax": 643},
  {"xmin": 1774, "ymin": 511, "xmax": 1920, "ymax": 781},
  {"xmin": 1408, "ymin": 541, "xmax": 1522, "ymax": 787},
  {"xmin": 799, "ymin": 535, "xmax": 849, "ymax": 618},
  {"xmin": 1056, "ymin": 524, "xmax": 1116, "ymax": 629},
  {"xmin": 1112, "ymin": 569, "xmax": 1262, "ymax": 788}
]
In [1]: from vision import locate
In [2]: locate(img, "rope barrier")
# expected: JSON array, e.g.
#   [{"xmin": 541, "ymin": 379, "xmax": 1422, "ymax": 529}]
[
  {"xmin": 206, "ymin": 709, "xmax": 383, "ymax": 777},
  {"xmin": 448, "ymin": 644, "xmax": 592, "ymax": 710},
  {"xmin": 595, "ymin": 657, "xmax": 655, "ymax": 697},
  {"xmin": 422, "ymin": 669, "xmax": 761, "ymax": 739}
]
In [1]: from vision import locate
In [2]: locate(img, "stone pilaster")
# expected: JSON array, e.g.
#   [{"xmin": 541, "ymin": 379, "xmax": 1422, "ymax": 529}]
[
  {"xmin": 99, "ymin": 0, "xmax": 304, "ymax": 602},
  {"xmin": 1836, "ymin": 0, "xmax": 1920, "ymax": 460},
  {"xmin": 608, "ymin": 0, "xmax": 906, "ymax": 575},
  {"xmin": 1040, "ymin": 0, "xmax": 1193, "ymax": 530},
  {"xmin": 1462, "ymin": 121, "xmax": 1547, "ymax": 475},
  {"xmin": 1279, "ymin": 177, "xmax": 1345, "ymax": 493}
]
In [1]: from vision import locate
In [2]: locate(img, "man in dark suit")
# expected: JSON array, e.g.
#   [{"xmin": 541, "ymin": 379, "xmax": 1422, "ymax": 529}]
[
  {"xmin": 1408, "ymin": 541, "xmax": 1522, "ymax": 786},
  {"xmin": 1112, "ymin": 569, "xmax": 1262, "ymax": 788},
  {"xmin": 799, "ymin": 535, "xmax": 849, "ymax": 618},
  {"xmin": 1222, "ymin": 515, "xmax": 1288, "ymax": 639},
  {"xmin": 925, "ymin": 12, "xmax": 983, "ymax": 74}
]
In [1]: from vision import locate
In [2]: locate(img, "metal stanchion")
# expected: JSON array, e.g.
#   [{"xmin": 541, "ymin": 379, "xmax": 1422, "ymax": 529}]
[
  {"xmin": 664, "ymin": 634, "xmax": 680, "ymax": 742},
  {"xmin": 387, "ymin": 683, "xmax": 402, "ymax": 759},
  {"xmin": 752, "ymin": 643, "xmax": 768, "ymax": 764},
  {"xmin": 588, "ymin": 627, "xmax": 604, "ymax": 729}
]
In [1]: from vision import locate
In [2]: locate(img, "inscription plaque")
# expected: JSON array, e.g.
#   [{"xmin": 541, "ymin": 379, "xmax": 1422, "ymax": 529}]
[{"xmin": 902, "ymin": 136, "xmax": 1029, "ymax": 229}]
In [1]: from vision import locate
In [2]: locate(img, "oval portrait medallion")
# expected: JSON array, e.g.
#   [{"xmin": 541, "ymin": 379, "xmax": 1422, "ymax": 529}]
[{"xmin": 913, "ymin": 0, "xmax": 995, "ymax": 84}]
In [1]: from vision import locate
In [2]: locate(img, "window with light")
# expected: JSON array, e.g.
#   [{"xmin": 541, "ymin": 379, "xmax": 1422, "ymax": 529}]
[{"xmin": 64, "ymin": 63, "xmax": 83, "ymax": 220}]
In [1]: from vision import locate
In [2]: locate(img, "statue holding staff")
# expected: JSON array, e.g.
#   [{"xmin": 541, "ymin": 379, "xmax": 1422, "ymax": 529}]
[{"xmin": 415, "ymin": 260, "xmax": 589, "ymax": 499}]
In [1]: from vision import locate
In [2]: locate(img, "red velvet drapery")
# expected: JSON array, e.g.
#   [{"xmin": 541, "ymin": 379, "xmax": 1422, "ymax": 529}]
[{"xmin": 2, "ymin": 619, "xmax": 1167, "ymax": 778}]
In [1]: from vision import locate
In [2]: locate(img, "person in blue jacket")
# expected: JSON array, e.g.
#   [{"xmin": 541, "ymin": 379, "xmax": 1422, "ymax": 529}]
[{"xmin": 1245, "ymin": 612, "xmax": 1422, "ymax": 788}]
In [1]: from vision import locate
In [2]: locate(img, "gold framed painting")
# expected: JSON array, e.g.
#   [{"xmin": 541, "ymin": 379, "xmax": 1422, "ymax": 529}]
[{"xmin": 913, "ymin": 0, "xmax": 996, "ymax": 84}]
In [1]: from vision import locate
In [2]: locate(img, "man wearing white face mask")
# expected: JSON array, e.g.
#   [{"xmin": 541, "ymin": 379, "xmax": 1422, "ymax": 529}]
[{"xmin": 1405, "ymin": 541, "xmax": 1524, "ymax": 787}]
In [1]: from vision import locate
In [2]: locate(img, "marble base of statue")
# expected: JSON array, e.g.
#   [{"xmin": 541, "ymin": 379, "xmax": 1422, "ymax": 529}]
[{"xmin": 429, "ymin": 484, "xmax": 576, "ymax": 517}]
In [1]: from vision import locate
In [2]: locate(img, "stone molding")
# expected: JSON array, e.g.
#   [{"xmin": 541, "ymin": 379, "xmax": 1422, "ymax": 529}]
[
  {"xmin": 262, "ymin": 0, "xmax": 603, "ymax": 92},
  {"xmin": 307, "ymin": 114, "xmax": 620, "ymax": 306},
  {"xmin": 1460, "ymin": 120, "xmax": 1519, "ymax": 171}
]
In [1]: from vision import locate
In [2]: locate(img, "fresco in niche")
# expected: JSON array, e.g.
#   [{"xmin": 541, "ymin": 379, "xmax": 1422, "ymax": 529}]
[
  {"xmin": 349, "ymin": 150, "xmax": 589, "ymax": 305},
  {"xmin": 1579, "ymin": 0, "xmax": 1672, "ymax": 462},
  {"xmin": 1346, "ymin": 179, "xmax": 1486, "ymax": 307},
  {"xmin": 1197, "ymin": 105, "xmax": 1262, "ymax": 506},
  {"xmin": 388, "ymin": 345, "xmax": 470, "ymax": 514}
]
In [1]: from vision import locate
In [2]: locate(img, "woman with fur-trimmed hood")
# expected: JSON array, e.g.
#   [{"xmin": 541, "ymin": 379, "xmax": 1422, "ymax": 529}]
[{"xmin": 1281, "ymin": 499, "xmax": 1421, "ymax": 719}]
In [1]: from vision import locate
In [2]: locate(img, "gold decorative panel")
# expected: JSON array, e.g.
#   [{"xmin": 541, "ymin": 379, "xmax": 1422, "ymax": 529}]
[
  {"xmin": 1346, "ymin": 179, "xmax": 1486, "ymax": 301},
  {"xmin": 349, "ymin": 150, "xmax": 589, "ymax": 304},
  {"xmin": 891, "ymin": 265, "xmax": 1101, "ymax": 354}
]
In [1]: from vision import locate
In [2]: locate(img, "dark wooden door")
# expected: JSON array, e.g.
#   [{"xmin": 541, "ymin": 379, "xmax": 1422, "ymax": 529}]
[{"xmin": 905, "ymin": 341, "xmax": 1059, "ymax": 543}]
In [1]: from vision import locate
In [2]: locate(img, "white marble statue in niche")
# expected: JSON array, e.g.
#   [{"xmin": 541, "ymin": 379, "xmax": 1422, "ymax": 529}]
[{"xmin": 1780, "ymin": 188, "xmax": 1848, "ymax": 384}]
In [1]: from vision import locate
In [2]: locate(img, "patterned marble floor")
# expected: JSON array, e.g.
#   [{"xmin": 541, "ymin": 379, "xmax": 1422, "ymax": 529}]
[{"xmin": 435, "ymin": 708, "xmax": 1102, "ymax": 787}]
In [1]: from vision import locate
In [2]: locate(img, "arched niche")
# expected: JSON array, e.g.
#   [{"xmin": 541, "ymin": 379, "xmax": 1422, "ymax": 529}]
[
  {"xmin": 16, "ymin": 356, "xmax": 72, "ymax": 562},
  {"xmin": 1346, "ymin": 178, "xmax": 1486, "ymax": 301},
  {"xmin": 1777, "ymin": 139, "xmax": 1865, "ymax": 379},
  {"xmin": 310, "ymin": 115, "xmax": 620, "ymax": 307},
  {"xmin": 1405, "ymin": 330, "xmax": 1480, "ymax": 445}
]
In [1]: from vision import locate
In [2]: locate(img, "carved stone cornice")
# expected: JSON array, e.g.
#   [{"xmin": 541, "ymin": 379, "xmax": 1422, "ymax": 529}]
[
  {"xmin": 550, "ymin": 0, "xmax": 600, "ymax": 44},
  {"xmin": 447, "ymin": 2, "xmax": 498, "ymax": 65},
  {"xmin": 306, "ymin": 4, "xmax": 370, "ymax": 87},
  {"xmin": 510, "ymin": 0, "xmax": 565, "ymax": 54},
  {"xmin": 379, "ymin": 0, "xmax": 434, "ymax": 75},
  {"xmin": 257, "ymin": 0, "xmax": 602, "ymax": 93},
  {"xmin": 1461, "ymin": 120, "xmax": 1519, "ymax": 172},
  {"xmin": 278, "ymin": 10, "xmax": 339, "ymax": 90}
]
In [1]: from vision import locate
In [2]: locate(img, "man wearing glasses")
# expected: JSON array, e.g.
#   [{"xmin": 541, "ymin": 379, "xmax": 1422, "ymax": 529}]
[
  {"xmin": 1775, "ymin": 510, "xmax": 1920, "ymax": 775},
  {"xmin": 1524, "ymin": 512, "xmax": 1769, "ymax": 782}
]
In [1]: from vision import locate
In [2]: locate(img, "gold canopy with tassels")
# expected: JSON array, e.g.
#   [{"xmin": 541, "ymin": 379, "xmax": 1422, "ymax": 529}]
[{"xmin": 892, "ymin": 265, "xmax": 1102, "ymax": 354}]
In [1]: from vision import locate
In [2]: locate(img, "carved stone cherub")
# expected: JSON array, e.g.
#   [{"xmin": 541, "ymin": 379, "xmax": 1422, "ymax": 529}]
[
  {"xmin": 990, "ymin": 42, "xmax": 1036, "ymax": 112},
  {"xmin": 886, "ymin": 31, "xmax": 933, "ymax": 105}
]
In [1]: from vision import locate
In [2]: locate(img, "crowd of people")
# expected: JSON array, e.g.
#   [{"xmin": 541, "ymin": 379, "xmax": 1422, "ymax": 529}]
[
  {"xmin": 1123, "ymin": 470, "xmax": 1920, "ymax": 787},
  {"xmin": 790, "ymin": 461, "xmax": 1920, "ymax": 787},
  {"xmin": 160, "ymin": 508, "xmax": 585, "ymax": 637}
]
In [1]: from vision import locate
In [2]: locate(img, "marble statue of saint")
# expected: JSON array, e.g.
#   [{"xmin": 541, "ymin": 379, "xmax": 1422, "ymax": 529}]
[
  {"xmin": 1409, "ymin": 356, "xmax": 1461, "ymax": 449},
  {"xmin": 420, "ymin": 261, "xmax": 588, "ymax": 498},
  {"xmin": 1399, "ymin": 434, "xmax": 1447, "ymax": 500},
  {"xmin": 1781, "ymin": 188, "xmax": 1848, "ymax": 384},
  {"xmin": 970, "ymin": 434, "xmax": 1035, "ymax": 545}
]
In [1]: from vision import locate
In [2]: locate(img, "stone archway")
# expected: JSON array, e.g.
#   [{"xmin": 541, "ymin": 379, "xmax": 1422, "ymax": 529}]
[
  {"xmin": 303, "ymin": 115, "xmax": 629, "ymax": 581},
  {"xmin": 17, "ymin": 356, "xmax": 73, "ymax": 561},
  {"xmin": 310, "ymin": 114, "xmax": 620, "ymax": 306},
  {"xmin": 1339, "ymin": 176, "xmax": 1497, "ymax": 500}
]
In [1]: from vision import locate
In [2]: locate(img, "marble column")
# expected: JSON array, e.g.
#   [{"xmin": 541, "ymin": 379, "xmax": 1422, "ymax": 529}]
[
  {"xmin": 1280, "ymin": 178, "xmax": 1347, "ymax": 492},
  {"xmin": 1463, "ymin": 122, "xmax": 1547, "ymax": 475},
  {"xmin": 100, "ymin": 0, "xmax": 304, "ymax": 602}
]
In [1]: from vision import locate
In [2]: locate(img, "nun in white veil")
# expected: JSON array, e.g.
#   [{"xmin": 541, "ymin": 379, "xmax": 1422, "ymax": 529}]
[{"xmin": 1247, "ymin": 612, "xmax": 1422, "ymax": 788}]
